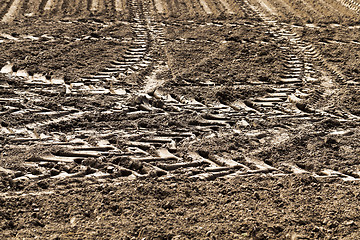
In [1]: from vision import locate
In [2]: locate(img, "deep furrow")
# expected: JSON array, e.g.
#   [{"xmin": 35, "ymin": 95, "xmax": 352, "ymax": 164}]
[
  {"xmin": 0, "ymin": 0, "xmax": 15, "ymax": 21},
  {"xmin": 107, "ymin": 0, "xmax": 116, "ymax": 12},
  {"xmin": 74, "ymin": 0, "xmax": 89, "ymax": 14},
  {"xmin": 87, "ymin": 0, "xmax": 93, "ymax": 12},
  {"xmin": 44, "ymin": 0, "xmax": 62, "ymax": 16},
  {"xmin": 18, "ymin": 0, "xmax": 31, "ymax": 17},
  {"xmin": 198, "ymin": 0, "xmax": 213, "ymax": 14},
  {"xmin": 61, "ymin": 0, "xmax": 70, "ymax": 14},
  {"xmin": 1, "ymin": 0, "xmax": 20, "ymax": 23},
  {"xmin": 181, "ymin": 0, "xmax": 197, "ymax": 17},
  {"xmin": 0, "ymin": 3, "xmax": 8, "ymax": 19},
  {"xmin": 38, "ymin": 0, "xmax": 49, "ymax": 15}
]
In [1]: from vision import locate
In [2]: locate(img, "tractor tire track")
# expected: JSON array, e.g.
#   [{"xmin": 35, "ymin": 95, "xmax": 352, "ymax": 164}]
[
  {"xmin": 1, "ymin": 0, "xmax": 360, "ymax": 185},
  {"xmin": 336, "ymin": 0, "xmax": 360, "ymax": 13},
  {"xmin": 1, "ymin": 0, "xmax": 169, "ymax": 183}
]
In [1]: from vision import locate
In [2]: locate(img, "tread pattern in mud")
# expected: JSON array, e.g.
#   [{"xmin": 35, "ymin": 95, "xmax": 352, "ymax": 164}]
[
  {"xmin": 336, "ymin": 0, "xmax": 360, "ymax": 13},
  {"xmin": 0, "ymin": 0, "xmax": 360, "ymax": 185}
]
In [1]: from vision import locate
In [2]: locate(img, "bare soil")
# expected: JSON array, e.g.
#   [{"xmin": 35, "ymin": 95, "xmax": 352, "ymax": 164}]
[{"xmin": 1, "ymin": 0, "xmax": 360, "ymax": 239}]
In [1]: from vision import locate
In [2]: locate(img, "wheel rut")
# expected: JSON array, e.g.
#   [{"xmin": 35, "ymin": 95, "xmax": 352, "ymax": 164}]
[{"xmin": 1, "ymin": 0, "xmax": 360, "ymax": 185}]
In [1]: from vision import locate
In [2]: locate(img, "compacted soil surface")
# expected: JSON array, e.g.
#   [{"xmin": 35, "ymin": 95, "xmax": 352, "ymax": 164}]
[{"xmin": 1, "ymin": 0, "xmax": 360, "ymax": 239}]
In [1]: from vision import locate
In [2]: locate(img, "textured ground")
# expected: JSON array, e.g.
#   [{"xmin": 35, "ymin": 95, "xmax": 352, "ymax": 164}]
[{"xmin": 1, "ymin": 0, "xmax": 360, "ymax": 239}]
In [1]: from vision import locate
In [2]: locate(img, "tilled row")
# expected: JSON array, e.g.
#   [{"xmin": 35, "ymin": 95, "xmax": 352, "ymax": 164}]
[
  {"xmin": 246, "ymin": 0, "xmax": 360, "ymax": 108},
  {"xmin": 247, "ymin": 0, "xmax": 360, "ymax": 23},
  {"xmin": 152, "ymin": 0, "xmax": 244, "ymax": 16},
  {"xmin": 0, "ymin": 0, "xmax": 153, "ymax": 129},
  {"xmin": 1, "ymin": 0, "xmax": 128, "ymax": 23}
]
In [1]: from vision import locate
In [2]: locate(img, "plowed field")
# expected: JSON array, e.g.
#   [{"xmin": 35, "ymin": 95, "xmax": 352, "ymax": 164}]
[{"xmin": 1, "ymin": 0, "xmax": 360, "ymax": 239}]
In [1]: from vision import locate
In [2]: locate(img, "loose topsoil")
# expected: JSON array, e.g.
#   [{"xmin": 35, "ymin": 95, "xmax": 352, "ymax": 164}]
[
  {"xmin": 1, "ymin": 0, "xmax": 360, "ymax": 239},
  {"xmin": 1, "ymin": 176, "xmax": 360, "ymax": 239}
]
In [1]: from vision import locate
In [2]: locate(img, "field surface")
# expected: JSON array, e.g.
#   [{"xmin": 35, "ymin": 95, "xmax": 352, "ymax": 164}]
[{"xmin": 1, "ymin": 0, "xmax": 360, "ymax": 239}]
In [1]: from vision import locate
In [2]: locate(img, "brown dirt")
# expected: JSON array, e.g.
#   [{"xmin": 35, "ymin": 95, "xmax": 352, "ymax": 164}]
[
  {"xmin": 1, "ymin": 177, "xmax": 360, "ymax": 239},
  {"xmin": 0, "ymin": 18, "xmax": 133, "ymax": 80},
  {"xmin": 1, "ymin": 0, "xmax": 360, "ymax": 239}
]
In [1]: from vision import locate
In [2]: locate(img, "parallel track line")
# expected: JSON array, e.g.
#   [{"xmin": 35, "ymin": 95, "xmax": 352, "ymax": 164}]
[
  {"xmin": 1, "ymin": 0, "xmax": 21, "ymax": 23},
  {"xmin": 198, "ymin": 0, "xmax": 213, "ymax": 14}
]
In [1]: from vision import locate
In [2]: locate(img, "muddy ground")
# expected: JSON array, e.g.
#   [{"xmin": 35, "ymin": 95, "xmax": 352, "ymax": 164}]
[{"xmin": 1, "ymin": 0, "xmax": 360, "ymax": 239}]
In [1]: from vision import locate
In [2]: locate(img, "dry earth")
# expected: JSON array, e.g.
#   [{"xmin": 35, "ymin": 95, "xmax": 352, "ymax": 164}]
[{"xmin": 0, "ymin": 0, "xmax": 360, "ymax": 239}]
